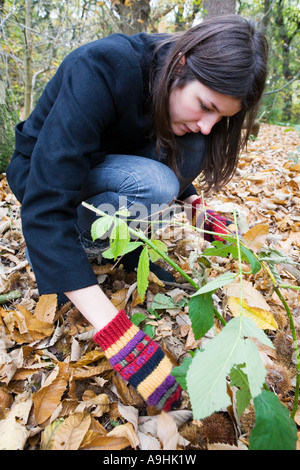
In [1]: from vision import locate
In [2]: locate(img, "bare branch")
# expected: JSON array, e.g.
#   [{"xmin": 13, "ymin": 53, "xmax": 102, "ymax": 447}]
[{"xmin": 264, "ymin": 72, "xmax": 300, "ymax": 95}]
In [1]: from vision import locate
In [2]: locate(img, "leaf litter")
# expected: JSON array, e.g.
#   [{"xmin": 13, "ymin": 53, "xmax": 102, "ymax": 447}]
[{"xmin": 0, "ymin": 124, "xmax": 299, "ymax": 450}]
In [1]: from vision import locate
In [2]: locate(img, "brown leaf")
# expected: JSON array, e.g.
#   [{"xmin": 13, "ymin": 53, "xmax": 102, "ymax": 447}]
[
  {"xmin": 41, "ymin": 412, "xmax": 91, "ymax": 450},
  {"xmin": 111, "ymin": 375, "xmax": 144, "ymax": 407},
  {"xmin": 242, "ymin": 224, "xmax": 269, "ymax": 251},
  {"xmin": 224, "ymin": 280, "xmax": 270, "ymax": 311},
  {"xmin": 227, "ymin": 297, "xmax": 278, "ymax": 330},
  {"xmin": 80, "ymin": 435, "xmax": 130, "ymax": 450},
  {"xmin": 0, "ymin": 387, "xmax": 13, "ymax": 408},
  {"xmin": 107, "ymin": 422, "xmax": 139, "ymax": 449},
  {"xmin": 157, "ymin": 411, "xmax": 179, "ymax": 450},
  {"xmin": 33, "ymin": 362, "xmax": 69, "ymax": 425},
  {"xmin": 76, "ymin": 391, "xmax": 110, "ymax": 417},
  {"xmin": 34, "ymin": 294, "xmax": 57, "ymax": 323},
  {"xmin": 0, "ymin": 399, "xmax": 33, "ymax": 450},
  {"xmin": 110, "ymin": 288, "xmax": 129, "ymax": 310},
  {"xmin": 72, "ymin": 361, "xmax": 112, "ymax": 380}
]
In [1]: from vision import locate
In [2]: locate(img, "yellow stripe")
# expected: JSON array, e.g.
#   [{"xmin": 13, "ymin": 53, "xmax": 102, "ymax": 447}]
[
  {"xmin": 137, "ymin": 356, "xmax": 172, "ymax": 399},
  {"xmin": 105, "ymin": 324, "xmax": 140, "ymax": 359}
]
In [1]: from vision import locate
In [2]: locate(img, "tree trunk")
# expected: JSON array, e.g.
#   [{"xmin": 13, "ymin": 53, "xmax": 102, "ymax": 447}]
[
  {"xmin": 24, "ymin": 0, "xmax": 33, "ymax": 119},
  {"xmin": 203, "ymin": 0, "xmax": 236, "ymax": 18},
  {"xmin": 114, "ymin": 0, "xmax": 151, "ymax": 35},
  {"xmin": 275, "ymin": 0, "xmax": 293, "ymax": 120},
  {"xmin": 261, "ymin": 0, "xmax": 272, "ymax": 36},
  {"xmin": 0, "ymin": 0, "xmax": 5, "ymax": 17}
]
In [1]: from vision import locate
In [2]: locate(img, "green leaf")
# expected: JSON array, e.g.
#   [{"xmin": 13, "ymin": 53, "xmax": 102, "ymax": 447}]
[
  {"xmin": 131, "ymin": 312, "xmax": 147, "ymax": 326},
  {"xmin": 186, "ymin": 317, "xmax": 273, "ymax": 420},
  {"xmin": 202, "ymin": 241, "xmax": 237, "ymax": 258},
  {"xmin": 188, "ymin": 293, "xmax": 214, "ymax": 340},
  {"xmin": 259, "ymin": 247, "xmax": 299, "ymax": 266},
  {"xmin": 148, "ymin": 308, "xmax": 161, "ymax": 320},
  {"xmin": 143, "ymin": 323, "xmax": 155, "ymax": 338},
  {"xmin": 91, "ymin": 215, "xmax": 114, "ymax": 241},
  {"xmin": 137, "ymin": 246, "xmax": 150, "ymax": 301},
  {"xmin": 171, "ymin": 356, "xmax": 193, "ymax": 390},
  {"xmin": 115, "ymin": 207, "xmax": 130, "ymax": 218},
  {"xmin": 109, "ymin": 218, "xmax": 130, "ymax": 259},
  {"xmin": 203, "ymin": 241, "xmax": 262, "ymax": 275},
  {"xmin": 148, "ymin": 239, "xmax": 168, "ymax": 262},
  {"xmin": 152, "ymin": 293, "xmax": 177, "ymax": 310},
  {"xmin": 258, "ymin": 247, "xmax": 299, "ymax": 284},
  {"xmin": 102, "ymin": 241, "xmax": 143, "ymax": 259},
  {"xmin": 230, "ymin": 364, "xmax": 252, "ymax": 417},
  {"xmin": 250, "ymin": 390, "xmax": 297, "ymax": 450},
  {"xmin": 240, "ymin": 245, "xmax": 262, "ymax": 274},
  {"xmin": 192, "ymin": 271, "xmax": 237, "ymax": 295},
  {"xmin": 151, "ymin": 293, "xmax": 187, "ymax": 311}
]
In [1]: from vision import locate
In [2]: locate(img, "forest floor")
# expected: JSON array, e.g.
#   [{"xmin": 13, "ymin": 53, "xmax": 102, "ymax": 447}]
[{"xmin": 0, "ymin": 123, "xmax": 299, "ymax": 450}]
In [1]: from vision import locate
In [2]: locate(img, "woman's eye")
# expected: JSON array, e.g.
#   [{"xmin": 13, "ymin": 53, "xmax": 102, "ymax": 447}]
[{"xmin": 200, "ymin": 102, "xmax": 211, "ymax": 112}]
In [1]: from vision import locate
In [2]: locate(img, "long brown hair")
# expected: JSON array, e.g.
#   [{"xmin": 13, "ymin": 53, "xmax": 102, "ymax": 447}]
[{"xmin": 150, "ymin": 15, "xmax": 268, "ymax": 193}]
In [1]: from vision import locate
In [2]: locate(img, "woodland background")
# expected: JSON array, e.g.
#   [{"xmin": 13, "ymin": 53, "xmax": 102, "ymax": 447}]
[
  {"xmin": 0, "ymin": 0, "xmax": 300, "ymax": 172},
  {"xmin": 0, "ymin": 0, "xmax": 300, "ymax": 451}
]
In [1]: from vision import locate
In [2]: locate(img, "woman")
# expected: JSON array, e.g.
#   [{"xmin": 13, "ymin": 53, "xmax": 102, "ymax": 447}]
[{"xmin": 6, "ymin": 14, "xmax": 268, "ymax": 411}]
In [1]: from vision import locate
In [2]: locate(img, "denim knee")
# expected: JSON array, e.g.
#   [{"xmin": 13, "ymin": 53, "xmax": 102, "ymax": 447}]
[
  {"xmin": 76, "ymin": 155, "xmax": 180, "ymax": 238},
  {"xmin": 139, "ymin": 159, "xmax": 180, "ymax": 206}
]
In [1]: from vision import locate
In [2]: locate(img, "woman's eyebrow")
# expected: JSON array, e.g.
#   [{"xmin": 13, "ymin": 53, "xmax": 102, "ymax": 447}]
[{"xmin": 208, "ymin": 101, "xmax": 219, "ymax": 112}]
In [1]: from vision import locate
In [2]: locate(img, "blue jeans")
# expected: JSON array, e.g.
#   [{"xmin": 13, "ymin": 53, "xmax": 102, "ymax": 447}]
[{"xmin": 76, "ymin": 132, "xmax": 206, "ymax": 243}]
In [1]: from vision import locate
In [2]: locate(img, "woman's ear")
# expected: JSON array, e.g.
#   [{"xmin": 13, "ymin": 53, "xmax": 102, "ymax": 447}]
[{"xmin": 178, "ymin": 53, "xmax": 186, "ymax": 65}]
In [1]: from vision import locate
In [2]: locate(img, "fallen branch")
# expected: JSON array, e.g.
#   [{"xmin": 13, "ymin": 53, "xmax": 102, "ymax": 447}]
[{"xmin": 0, "ymin": 289, "xmax": 21, "ymax": 305}]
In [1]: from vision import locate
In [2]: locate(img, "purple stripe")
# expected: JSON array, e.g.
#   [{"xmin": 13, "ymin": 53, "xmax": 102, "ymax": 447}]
[
  {"xmin": 146, "ymin": 374, "xmax": 176, "ymax": 407},
  {"xmin": 109, "ymin": 329, "xmax": 145, "ymax": 366}
]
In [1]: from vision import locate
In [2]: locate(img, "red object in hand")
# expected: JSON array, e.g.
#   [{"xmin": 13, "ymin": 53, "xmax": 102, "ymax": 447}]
[{"xmin": 191, "ymin": 197, "xmax": 236, "ymax": 242}]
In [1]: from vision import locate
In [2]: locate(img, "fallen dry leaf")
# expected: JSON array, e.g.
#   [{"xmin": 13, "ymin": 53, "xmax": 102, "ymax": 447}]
[
  {"xmin": 107, "ymin": 422, "xmax": 139, "ymax": 449},
  {"xmin": 0, "ymin": 123, "xmax": 299, "ymax": 451},
  {"xmin": 224, "ymin": 280, "xmax": 271, "ymax": 311},
  {"xmin": 33, "ymin": 362, "xmax": 69, "ymax": 425},
  {"xmin": 34, "ymin": 294, "xmax": 57, "ymax": 323},
  {"xmin": 157, "ymin": 411, "xmax": 180, "ymax": 450},
  {"xmin": 0, "ymin": 399, "xmax": 33, "ymax": 450},
  {"xmin": 41, "ymin": 411, "xmax": 91, "ymax": 450},
  {"xmin": 227, "ymin": 297, "xmax": 278, "ymax": 330}
]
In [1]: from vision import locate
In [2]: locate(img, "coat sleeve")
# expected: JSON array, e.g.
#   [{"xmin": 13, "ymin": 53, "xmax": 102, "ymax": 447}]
[{"xmin": 18, "ymin": 44, "xmax": 138, "ymax": 294}]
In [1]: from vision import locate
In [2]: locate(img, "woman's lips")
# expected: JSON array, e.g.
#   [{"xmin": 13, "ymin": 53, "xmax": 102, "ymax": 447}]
[
  {"xmin": 184, "ymin": 124, "xmax": 199, "ymax": 133},
  {"xmin": 183, "ymin": 124, "xmax": 192, "ymax": 133}
]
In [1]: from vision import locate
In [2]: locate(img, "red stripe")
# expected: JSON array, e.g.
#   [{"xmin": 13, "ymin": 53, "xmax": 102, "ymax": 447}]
[
  {"xmin": 121, "ymin": 341, "xmax": 159, "ymax": 380},
  {"xmin": 93, "ymin": 310, "xmax": 133, "ymax": 351},
  {"xmin": 163, "ymin": 385, "xmax": 182, "ymax": 411}
]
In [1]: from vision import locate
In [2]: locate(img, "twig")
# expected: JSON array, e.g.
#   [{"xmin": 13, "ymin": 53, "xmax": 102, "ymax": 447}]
[{"xmin": 0, "ymin": 290, "xmax": 21, "ymax": 305}]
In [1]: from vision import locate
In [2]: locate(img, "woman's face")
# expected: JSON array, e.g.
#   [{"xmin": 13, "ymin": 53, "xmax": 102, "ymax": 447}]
[{"xmin": 169, "ymin": 80, "xmax": 242, "ymax": 136}]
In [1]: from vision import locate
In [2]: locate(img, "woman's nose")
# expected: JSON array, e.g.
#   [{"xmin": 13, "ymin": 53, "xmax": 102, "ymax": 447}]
[{"xmin": 196, "ymin": 115, "xmax": 220, "ymax": 135}]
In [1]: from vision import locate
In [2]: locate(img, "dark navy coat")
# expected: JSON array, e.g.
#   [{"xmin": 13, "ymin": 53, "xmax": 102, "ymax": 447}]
[{"xmin": 6, "ymin": 33, "xmax": 198, "ymax": 294}]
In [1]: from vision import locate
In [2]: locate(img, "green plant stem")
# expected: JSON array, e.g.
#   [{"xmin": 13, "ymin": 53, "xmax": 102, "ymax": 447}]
[
  {"xmin": 259, "ymin": 258, "xmax": 300, "ymax": 419},
  {"xmin": 83, "ymin": 202, "xmax": 230, "ymax": 328},
  {"xmin": 278, "ymin": 284, "xmax": 300, "ymax": 291},
  {"xmin": 130, "ymin": 226, "xmax": 200, "ymax": 290},
  {"xmin": 233, "ymin": 210, "xmax": 244, "ymax": 295},
  {"xmin": 82, "ymin": 202, "xmax": 199, "ymax": 289},
  {"xmin": 213, "ymin": 307, "xmax": 226, "ymax": 326}
]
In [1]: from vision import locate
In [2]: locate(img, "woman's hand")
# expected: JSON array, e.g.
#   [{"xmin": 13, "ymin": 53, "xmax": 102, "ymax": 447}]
[
  {"xmin": 65, "ymin": 284, "xmax": 118, "ymax": 330},
  {"xmin": 184, "ymin": 195, "xmax": 237, "ymax": 242}
]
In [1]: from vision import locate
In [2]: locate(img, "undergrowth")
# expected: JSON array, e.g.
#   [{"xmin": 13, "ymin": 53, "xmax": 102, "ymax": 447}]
[{"xmin": 84, "ymin": 201, "xmax": 299, "ymax": 450}]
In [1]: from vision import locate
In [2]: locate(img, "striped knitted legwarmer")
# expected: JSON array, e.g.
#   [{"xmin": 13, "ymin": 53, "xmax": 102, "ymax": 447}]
[{"xmin": 93, "ymin": 309, "xmax": 182, "ymax": 411}]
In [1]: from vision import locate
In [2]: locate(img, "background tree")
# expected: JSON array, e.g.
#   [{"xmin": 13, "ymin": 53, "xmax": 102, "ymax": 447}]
[
  {"xmin": 0, "ymin": 0, "xmax": 299, "ymax": 173},
  {"xmin": 238, "ymin": 0, "xmax": 300, "ymax": 125},
  {"xmin": 203, "ymin": 0, "xmax": 236, "ymax": 17}
]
